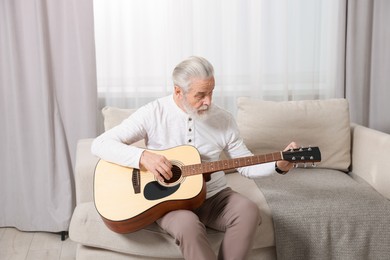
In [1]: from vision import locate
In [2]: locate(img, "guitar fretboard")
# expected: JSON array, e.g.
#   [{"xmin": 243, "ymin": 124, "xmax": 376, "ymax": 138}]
[{"xmin": 181, "ymin": 152, "xmax": 282, "ymax": 177}]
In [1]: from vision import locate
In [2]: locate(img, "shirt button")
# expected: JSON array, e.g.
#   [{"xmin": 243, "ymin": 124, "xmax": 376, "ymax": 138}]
[
  {"xmin": 188, "ymin": 139, "xmax": 192, "ymax": 143},
  {"xmin": 189, "ymin": 118, "xmax": 192, "ymax": 121},
  {"xmin": 189, "ymin": 128, "xmax": 192, "ymax": 132}
]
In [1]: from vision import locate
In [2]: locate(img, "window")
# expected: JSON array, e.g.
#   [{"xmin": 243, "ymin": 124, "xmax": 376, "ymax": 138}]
[{"xmin": 93, "ymin": 0, "xmax": 345, "ymax": 114}]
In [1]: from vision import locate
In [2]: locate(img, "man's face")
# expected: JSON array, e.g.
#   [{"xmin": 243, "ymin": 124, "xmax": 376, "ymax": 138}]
[{"xmin": 181, "ymin": 77, "xmax": 215, "ymax": 117}]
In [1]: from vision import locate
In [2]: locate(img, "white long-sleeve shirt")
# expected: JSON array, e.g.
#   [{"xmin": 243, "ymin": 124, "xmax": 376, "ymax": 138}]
[{"xmin": 91, "ymin": 94, "xmax": 276, "ymax": 198}]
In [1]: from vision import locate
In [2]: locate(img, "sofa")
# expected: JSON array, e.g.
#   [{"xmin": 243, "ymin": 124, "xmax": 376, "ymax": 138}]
[{"xmin": 69, "ymin": 98, "xmax": 390, "ymax": 259}]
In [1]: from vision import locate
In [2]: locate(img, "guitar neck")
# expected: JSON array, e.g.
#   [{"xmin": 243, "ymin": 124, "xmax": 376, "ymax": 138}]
[{"xmin": 181, "ymin": 152, "xmax": 282, "ymax": 177}]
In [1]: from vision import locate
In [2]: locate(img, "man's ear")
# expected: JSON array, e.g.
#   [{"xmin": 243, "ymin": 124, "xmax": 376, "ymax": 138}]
[{"xmin": 174, "ymin": 85, "xmax": 183, "ymax": 97}]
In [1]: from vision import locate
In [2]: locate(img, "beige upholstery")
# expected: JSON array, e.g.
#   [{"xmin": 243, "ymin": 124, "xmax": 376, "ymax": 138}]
[
  {"xmin": 102, "ymin": 106, "xmax": 137, "ymax": 131},
  {"xmin": 351, "ymin": 124, "xmax": 390, "ymax": 199},
  {"xmin": 101, "ymin": 106, "xmax": 145, "ymax": 148}
]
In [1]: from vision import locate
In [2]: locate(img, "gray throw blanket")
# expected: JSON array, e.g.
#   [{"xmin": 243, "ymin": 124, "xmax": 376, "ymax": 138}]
[{"xmin": 254, "ymin": 168, "xmax": 390, "ymax": 260}]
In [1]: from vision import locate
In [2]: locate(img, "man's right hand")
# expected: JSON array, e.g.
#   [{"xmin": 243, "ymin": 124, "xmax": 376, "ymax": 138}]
[{"xmin": 140, "ymin": 150, "xmax": 173, "ymax": 182}]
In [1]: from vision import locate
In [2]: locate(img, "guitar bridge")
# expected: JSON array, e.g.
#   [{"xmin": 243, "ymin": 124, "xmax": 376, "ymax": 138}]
[{"xmin": 132, "ymin": 168, "xmax": 141, "ymax": 194}]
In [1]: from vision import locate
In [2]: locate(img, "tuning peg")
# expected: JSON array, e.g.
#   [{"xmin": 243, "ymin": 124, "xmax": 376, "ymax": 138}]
[
  {"xmin": 312, "ymin": 163, "xmax": 317, "ymax": 167},
  {"xmin": 304, "ymin": 163, "xmax": 307, "ymax": 168}
]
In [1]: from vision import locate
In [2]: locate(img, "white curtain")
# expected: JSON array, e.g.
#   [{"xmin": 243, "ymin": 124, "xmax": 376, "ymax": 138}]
[
  {"xmin": 94, "ymin": 0, "xmax": 346, "ymax": 121},
  {"xmin": 0, "ymin": 0, "xmax": 97, "ymax": 231}
]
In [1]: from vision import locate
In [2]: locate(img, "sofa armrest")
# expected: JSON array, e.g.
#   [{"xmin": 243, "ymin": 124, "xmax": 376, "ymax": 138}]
[
  {"xmin": 351, "ymin": 124, "xmax": 390, "ymax": 200},
  {"xmin": 74, "ymin": 138, "xmax": 99, "ymax": 205}
]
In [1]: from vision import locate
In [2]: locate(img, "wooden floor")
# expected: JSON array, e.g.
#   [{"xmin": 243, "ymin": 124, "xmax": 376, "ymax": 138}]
[{"xmin": 0, "ymin": 227, "xmax": 76, "ymax": 260}]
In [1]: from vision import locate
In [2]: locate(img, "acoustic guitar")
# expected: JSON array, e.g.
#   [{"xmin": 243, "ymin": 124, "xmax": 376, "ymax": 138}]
[{"xmin": 94, "ymin": 145, "xmax": 321, "ymax": 233}]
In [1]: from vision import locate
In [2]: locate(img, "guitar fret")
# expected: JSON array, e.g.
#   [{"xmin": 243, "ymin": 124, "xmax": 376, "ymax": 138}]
[
  {"xmin": 255, "ymin": 155, "xmax": 261, "ymax": 164},
  {"xmin": 218, "ymin": 160, "xmax": 223, "ymax": 171}
]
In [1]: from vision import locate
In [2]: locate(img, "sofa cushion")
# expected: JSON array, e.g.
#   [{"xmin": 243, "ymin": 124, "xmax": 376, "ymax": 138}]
[
  {"xmin": 70, "ymin": 202, "xmax": 186, "ymax": 258},
  {"xmin": 236, "ymin": 98, "xmax": 351, "ymax": 171},
  {"xmin": 102, "ymin": 106, "xmax": 136, "ymax": 131},
  {"xmin": 69, "ymin": 174, "xmax": 275, "ymax": 257},
  {"xmin": 101, "ymin": 106, "xmax": 146, "ymax": 148}
]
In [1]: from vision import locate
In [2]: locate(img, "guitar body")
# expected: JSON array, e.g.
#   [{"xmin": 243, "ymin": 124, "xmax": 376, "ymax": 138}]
[{"xmin": 94, "ymin": 145, "xmax": 206, "ymax": 234}]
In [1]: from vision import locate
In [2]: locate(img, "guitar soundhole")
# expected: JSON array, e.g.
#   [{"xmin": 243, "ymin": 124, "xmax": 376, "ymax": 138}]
[{"xmin": 163, "ymin": 165, "xmax": 182, "ymax": 184}]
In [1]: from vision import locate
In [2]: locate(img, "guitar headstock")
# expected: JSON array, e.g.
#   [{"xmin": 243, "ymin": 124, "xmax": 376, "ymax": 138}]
[{"xmin": 282, "ymin": 147, "xmax": 321, "ymax": 165}]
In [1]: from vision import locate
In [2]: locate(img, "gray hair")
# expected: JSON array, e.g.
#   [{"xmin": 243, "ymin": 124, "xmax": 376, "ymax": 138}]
[{"xmin": 172, "ymin": 56, "xmax": 214, "ymax": 93}]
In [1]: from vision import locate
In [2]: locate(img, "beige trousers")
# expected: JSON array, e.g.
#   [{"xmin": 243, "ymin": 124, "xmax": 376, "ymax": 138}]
[{"xmin": 157, "ymin": 187, "xmax": 261, "ymax": 260}]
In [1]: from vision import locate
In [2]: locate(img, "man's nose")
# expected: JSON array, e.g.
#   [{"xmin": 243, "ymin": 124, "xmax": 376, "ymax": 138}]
[{"xmin": 203, "ymin": 95, "xmax": 212, "ymax": 106}]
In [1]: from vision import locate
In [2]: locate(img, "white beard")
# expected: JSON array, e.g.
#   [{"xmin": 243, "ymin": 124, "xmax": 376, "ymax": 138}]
[{"xmin": 181, "ymin": 98, "xmax": 212, "ymax": 121}]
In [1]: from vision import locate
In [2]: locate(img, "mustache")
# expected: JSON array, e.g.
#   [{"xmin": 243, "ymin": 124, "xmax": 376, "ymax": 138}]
[{"xmin": 198, "ymin": 105, "xmax": 209, "ymax": 111}]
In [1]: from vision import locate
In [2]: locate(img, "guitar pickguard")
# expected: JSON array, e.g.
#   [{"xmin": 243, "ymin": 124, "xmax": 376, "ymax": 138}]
[{"xmin": 144, "ymin": 181, "xmax": 181, "ymax": 200}]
